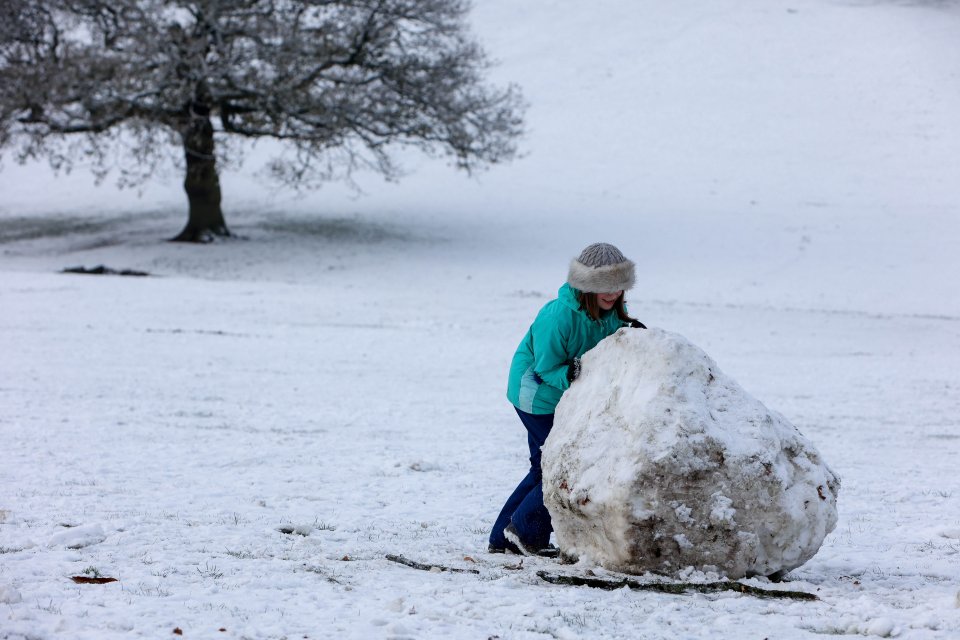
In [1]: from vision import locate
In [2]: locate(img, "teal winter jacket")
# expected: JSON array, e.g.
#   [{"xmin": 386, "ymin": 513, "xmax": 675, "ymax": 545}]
[{"xmin": 507, "ymin": 283, "xmax": 628, "ymax": 415}]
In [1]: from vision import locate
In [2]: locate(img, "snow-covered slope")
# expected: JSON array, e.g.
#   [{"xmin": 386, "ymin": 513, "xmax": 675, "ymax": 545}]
[
  {"xmin": 4, "ymin": 0, "xmax": 958, "ymax": 315},
  {"xmin": 1, "ymin": 1, "xmax": 959, "ymax": 638}
]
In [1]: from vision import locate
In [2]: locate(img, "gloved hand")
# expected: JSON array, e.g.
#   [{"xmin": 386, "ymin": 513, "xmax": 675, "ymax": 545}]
[
  {"xmin": 566, "ymin": 357, "xmax": 582, "ymax": 383},
  {"xmin": 629, "ymin": 319, "xmax": 647, "ymax": 329}
]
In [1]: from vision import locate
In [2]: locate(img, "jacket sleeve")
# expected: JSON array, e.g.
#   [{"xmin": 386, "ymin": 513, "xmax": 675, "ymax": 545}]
[{"xmin": 531, "ymin": 308, "xmax": 573, "ymax": 391}]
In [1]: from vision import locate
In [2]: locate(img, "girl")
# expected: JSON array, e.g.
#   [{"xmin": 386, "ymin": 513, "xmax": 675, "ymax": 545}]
[{"xmin": 489, "ymin": 242, "xmax": 645, "ymax": 556}]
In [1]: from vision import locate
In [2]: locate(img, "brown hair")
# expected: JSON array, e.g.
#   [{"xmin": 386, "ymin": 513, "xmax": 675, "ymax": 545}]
[{"xmin": 577, "ymin": 291, "xmax": 638, "ymax": 324}]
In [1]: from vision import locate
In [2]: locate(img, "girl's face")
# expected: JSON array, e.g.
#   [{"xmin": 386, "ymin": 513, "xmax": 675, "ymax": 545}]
[{"xmin": 597, "ymin": 291, "xmax": 623, "ymax": 311}]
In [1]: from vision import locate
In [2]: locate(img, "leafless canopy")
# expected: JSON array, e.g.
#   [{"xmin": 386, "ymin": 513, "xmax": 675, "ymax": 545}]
[{"xmin": 0, "ymin": 0, "xmax": 525, "ymax": 187}]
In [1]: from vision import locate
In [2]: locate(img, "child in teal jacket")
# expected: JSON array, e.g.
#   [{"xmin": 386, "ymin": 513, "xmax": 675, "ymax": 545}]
[{"xmin": 491, "ymin": 243, "xmax": 645, "ymax": 555}]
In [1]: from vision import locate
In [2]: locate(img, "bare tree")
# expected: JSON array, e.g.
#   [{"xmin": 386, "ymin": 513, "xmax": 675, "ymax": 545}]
[{"xmin": 0, "ymin": 0, "xmax": 524, "ymax": 241}]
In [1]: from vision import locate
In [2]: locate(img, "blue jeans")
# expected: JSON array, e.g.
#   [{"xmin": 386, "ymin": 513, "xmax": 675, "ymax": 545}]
[{"xmin": 489, "ymin": 407, "xmax": 554, "ymax": 550}]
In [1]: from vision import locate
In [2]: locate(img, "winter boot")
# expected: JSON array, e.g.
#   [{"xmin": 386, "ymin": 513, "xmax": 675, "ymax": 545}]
[{"xmin": 504, "ymin": 523, "xmax": 559, "ymax": 558}]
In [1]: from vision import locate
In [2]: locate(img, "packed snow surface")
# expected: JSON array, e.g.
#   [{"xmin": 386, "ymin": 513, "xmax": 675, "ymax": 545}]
[{"xmin": 544, "ymin": 328, "xmax": 840, "ymax": 578}]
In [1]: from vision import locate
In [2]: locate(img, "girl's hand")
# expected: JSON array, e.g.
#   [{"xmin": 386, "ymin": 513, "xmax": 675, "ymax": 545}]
[{"xmin": 566, "ymin": 358, "xmax": 582, "ymax": 383}]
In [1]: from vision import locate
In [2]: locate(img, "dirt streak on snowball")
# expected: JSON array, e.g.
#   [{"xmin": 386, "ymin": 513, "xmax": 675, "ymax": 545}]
[{"xmin": 542, "ymin": 328, "xmax": 840, "ymax": 579}]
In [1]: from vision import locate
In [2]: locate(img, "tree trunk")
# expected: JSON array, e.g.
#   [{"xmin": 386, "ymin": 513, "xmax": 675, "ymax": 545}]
[{"xmin": 172, "ymin": 101, "xmax": 229, "ymax": 242}]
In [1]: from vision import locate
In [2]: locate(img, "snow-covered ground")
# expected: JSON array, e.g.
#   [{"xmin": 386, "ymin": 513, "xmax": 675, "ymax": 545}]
[{"xmin": 2, "ymin": 1, "xmax": 959, "ymax": 638}]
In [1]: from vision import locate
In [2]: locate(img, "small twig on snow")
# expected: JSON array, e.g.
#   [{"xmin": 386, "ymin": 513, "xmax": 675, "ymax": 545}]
[
  {"xmin": 537, "ymin": 572, "xmax": 818, "ymax": 601},
  {"xmin": 70, "ymin": 576, "xmax": 118, "ymax": 585},
  {"xmin": 385, "ymin": 554, "xmax": 480, "ymax": 574}
]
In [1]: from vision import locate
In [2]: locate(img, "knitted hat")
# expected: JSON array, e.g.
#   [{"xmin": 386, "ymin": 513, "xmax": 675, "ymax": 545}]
[{"xmin": 567, "ymin": 242, "xmax": 635, "ymax": 293}]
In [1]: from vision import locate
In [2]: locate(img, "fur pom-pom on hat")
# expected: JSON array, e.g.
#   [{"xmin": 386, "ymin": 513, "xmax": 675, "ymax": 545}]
[{"xmin": 567, "ymin": 242, "xmax": 635, "ymax": 293}]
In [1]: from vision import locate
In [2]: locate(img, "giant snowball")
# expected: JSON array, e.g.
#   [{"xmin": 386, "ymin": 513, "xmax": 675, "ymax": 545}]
[{"xmin": 542, "ymin": 328, "xmax": 839, "ymax": 579}]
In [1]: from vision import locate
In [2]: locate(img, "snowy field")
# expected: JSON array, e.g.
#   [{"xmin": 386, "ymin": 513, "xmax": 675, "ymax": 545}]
[{"xmin": 2, "ymin": 1, "xmax": 960, "ymax": 638}]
